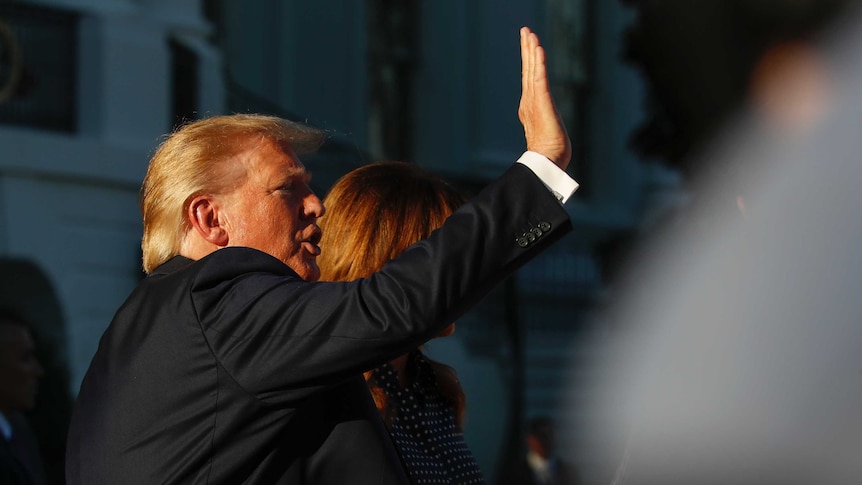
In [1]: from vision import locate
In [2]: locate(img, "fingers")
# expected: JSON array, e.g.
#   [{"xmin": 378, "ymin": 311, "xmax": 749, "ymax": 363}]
[
  {"xmin": 536, "ymin": 44, "xmax": 546, "ymax": 84},
  {"xmin": 520, "ymin": 27, "xmax": 538, "ymax": 88},
  {"xmin": 522, "ymin": 28, "xmax": 545, "ymax": 77},
  {"xmin": 521, "ymin": 27, "xmax": 531, "ymax": 93},
  {"xmin": 517, "ymin": 26, "xmax": 572, "ymax": 170},
  {"xmin": 520, "ymin": 27, "xmax": 549, "ymax": 108}
]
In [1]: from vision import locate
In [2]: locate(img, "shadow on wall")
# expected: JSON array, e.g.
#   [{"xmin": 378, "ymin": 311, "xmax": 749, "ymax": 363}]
[{"xmin": 1, "ymin": 258, "xmax": 72, "ymax": 485}]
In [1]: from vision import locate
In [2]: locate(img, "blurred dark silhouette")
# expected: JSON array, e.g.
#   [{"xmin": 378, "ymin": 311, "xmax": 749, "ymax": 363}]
[
  {"xmin": 0, "ymin": 260, "xmax": 72, "ymax": 485},
  {"xmin": 601, "ymin": 0, "xmax": 854, "ymax": 301},
  {"xmin": 0, "ymin": 308, "xmax": 46, "ymax": 485},
  {"xmin": 621, "ymin": 0, "xmax": 851, "ymax": 178},
  {"xmin": 498, "ymin": 415, "xmax": 582, "ymax": 485},
  {"xmin": 583, "ymin": 3, "xmax": 862, "ymax": 484}
]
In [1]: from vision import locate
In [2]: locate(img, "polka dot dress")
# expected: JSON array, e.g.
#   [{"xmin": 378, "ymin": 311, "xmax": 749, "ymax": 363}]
[{"xmin": 372, "ymin": 351, "xmax": 485, "ymax": 484}]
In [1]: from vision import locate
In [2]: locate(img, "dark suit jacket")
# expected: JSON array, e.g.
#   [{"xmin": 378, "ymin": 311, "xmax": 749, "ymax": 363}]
[
  {"xmin": 0, "ymin": 437, "xmax": 31, "ymax": 485},
  {"xmin": 66, "ymin": 164, "xmax": 571, "ymax": 484},
  {"xmin": 0, "ymin": 413, "xmax": 46, "ymax": 485}
]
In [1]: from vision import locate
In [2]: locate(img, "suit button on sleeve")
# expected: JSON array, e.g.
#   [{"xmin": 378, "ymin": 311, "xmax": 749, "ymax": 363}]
[{"xmin": 538, "ymin": 221, "xmax": 551, "ymax": 232}]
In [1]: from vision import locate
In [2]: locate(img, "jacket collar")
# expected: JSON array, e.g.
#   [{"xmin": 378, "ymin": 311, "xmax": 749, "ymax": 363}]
[{"xmin": 150, "ymin": 255, "xmax": 195, "ymax": 277}]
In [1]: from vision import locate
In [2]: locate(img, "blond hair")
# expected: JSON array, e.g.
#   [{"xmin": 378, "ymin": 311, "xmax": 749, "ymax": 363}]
[
  {"xmin": 317, "ymin": 161, "xmax": 468, "ymax": 427},
  {"xmin": 140, "ymin": 114, "xmax": 326, "ymax": 274}
]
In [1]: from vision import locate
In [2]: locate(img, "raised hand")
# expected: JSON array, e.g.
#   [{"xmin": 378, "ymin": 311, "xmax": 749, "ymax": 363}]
[{"xmin": 518, "ymin": 27, "xmax": 572, "ymax": 171}]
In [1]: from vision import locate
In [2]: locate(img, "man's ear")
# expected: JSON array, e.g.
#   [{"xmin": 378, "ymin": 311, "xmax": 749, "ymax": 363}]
[{"xmin": 187, "ymin": 195, "xmax": 229, "ymax": 247}]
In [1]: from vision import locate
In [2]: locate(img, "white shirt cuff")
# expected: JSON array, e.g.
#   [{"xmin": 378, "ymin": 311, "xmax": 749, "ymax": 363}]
[{"xmin": 516, "ymin": 151, "xmax": 579, "ymax": 204}]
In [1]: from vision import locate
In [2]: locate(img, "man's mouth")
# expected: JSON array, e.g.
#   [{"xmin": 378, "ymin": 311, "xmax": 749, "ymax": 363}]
[
  {"xmin": 301, "ymin": 240, "xmax": 321, "ymax": 256},
  {"xmin": 302, "ymin": 227, "xmax": 322, "ymax": 256}
]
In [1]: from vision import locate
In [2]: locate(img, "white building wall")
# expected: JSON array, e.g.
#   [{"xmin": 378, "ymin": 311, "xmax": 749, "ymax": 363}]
[
  {"xmin": 0, "ymin": 0, "xmax": 218, "ymax": 390},
  {"xmin": 0, "ymin": 125, "xmax": 145, "ymax": 388}
]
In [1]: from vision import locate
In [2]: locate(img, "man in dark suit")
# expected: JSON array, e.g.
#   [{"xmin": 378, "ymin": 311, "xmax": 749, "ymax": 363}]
[
  {"xmin": 499, "ymin": 416, "xmax": 582, "ymax": 485},
  {"xmin": 0, "ymin": 311, "xmax": 46, "ymax": 485},
  {"xmin": 66, "ymin": 27, "xmax": 578, "ymax": 484}
]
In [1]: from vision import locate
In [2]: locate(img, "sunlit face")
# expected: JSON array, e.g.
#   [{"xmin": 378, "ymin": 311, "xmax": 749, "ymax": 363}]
[
  {"xmin": 0, "ymin": 324, "xmax": 43, "ymax": 413},
  {"xmin": 221, "ymin": 138, "xmax": 325, "ymax": 281}
]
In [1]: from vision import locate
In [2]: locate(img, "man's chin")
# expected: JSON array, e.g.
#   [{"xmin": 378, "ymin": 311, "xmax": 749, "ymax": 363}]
[
  {"xmin": 284, "ymin": 256, "xmax": 320, "ymax": 281},
  {"xmin": 299, "ymin": 263, "xmax": 321, "ymax": 282}
]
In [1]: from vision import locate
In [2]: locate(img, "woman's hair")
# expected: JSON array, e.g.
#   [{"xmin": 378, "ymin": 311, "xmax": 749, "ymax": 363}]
[
  {"xmin": 317, "ymin": 161, "xmax": 466, "ymax": 281},
  {"xmin": 317, "ymin": 161, "xmax": 469, "ymax": 428},
  {"xmin": 140, "ymin": 114, "xmax": 326, "ymax": 274}
]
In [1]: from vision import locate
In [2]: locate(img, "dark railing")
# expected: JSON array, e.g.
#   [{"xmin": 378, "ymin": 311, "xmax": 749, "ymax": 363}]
[{"xmin": 0, "ymin": 2, "xmax": 78, "ymax": 132}]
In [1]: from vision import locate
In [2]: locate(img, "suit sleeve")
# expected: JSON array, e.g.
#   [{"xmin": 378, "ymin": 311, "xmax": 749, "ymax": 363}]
[{"xmin": 191, "ymin": 163, "xmax": 573, "ymax": 405}]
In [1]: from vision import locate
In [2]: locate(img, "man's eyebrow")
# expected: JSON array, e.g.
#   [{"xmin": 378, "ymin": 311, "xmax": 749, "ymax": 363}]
[{"xmin": 283, "ymin": 167, "xmax": 312, "ymax": 183}]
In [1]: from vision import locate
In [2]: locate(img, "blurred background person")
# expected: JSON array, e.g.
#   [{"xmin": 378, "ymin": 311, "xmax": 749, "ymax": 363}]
[
  {"xmin": 499, "ymin": 415, "xmax": 582, "ymax": 485},
  {"xmin": 581, "ymin": 4, "xmax": 862, "ymax": 484},
  {"xmin": 318, "ymin": 161, "xmax": 485, "ymax": 484},
  {"xmin": 0, "ymin": 309, "xmax": 46, "ymax": 485}
]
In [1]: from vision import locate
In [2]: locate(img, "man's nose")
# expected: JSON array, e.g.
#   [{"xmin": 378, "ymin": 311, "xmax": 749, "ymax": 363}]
[{"xmin": 304, "ymin": 193, "xmax": 325, "ymax": 218}]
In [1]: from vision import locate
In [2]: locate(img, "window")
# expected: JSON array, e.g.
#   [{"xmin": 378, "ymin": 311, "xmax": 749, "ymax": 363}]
[
  {"xmin": 366, "ymin": 0, "xmax": 419, "ymax": 161},
  {"xmin": 547, "ymin": 0, "xmax": 593, "ymax": 189},
  {"xmin": 170, "ymin": 38, "xmax": 199, "ymax": 128},
  {"xmin": 0, "ymin": 3, "xmax": 78, "ymax": 132}
]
